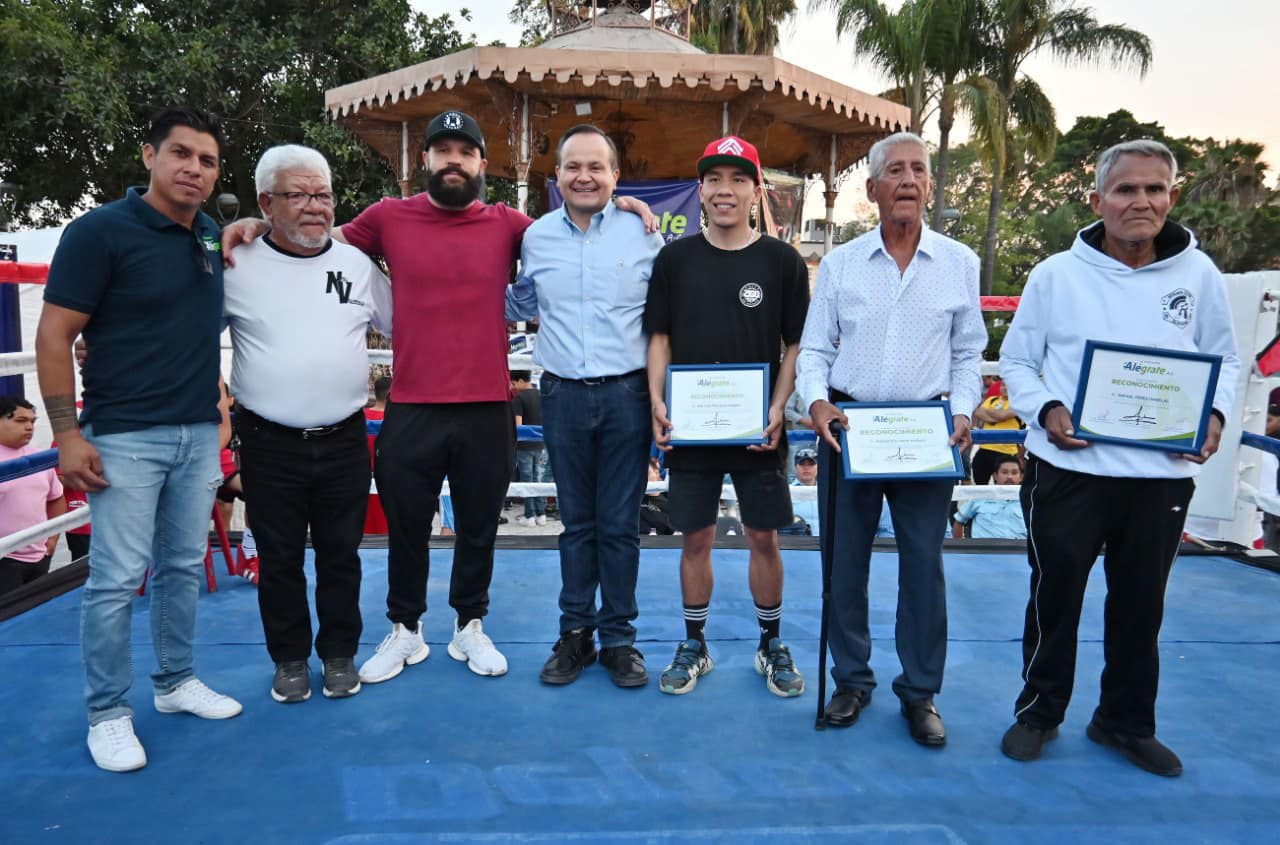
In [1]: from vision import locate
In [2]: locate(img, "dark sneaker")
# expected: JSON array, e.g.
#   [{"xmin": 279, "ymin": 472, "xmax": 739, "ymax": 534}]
[
  {"xmin": 1001, "ymin": 721, "xmax": 1059, "ymax": 762},
  {"xmin": 271, "ymin": 661, "xmax": 311, "ymax": 704},
  {"xmin": 1086, "ymin": 718, "xmax": 1183, "ymax": 777},
  {"xmin": 753, "ymin": 637, "xmax": 805, "ymax": 697},
  {"xmin": 322, "ymin": 657, "xmax": 361, "ymax": 699},
  {"xmin": 659, "ymin": 639, "xmax": 713, "ymax": 695},
  {"xmin": 599, "ymin": 645, "xmax": 648, "ymax": 688},
  {"xmin": 539, "ymin": 628, "xmax": 597, "ymax": 685}
]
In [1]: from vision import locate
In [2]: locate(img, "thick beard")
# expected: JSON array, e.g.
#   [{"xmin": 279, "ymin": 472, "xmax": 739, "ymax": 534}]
[{"xmin": 427, "ymin": 167, "xmax": 484, "ymax": 207}]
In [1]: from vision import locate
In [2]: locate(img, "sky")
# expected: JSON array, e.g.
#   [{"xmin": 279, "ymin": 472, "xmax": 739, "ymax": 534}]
[{"xmin": 413, "ymin": 0, "xmax": 1276, "ymax": 220}]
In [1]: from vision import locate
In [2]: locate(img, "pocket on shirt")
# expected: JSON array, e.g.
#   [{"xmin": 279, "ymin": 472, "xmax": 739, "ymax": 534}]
[{"xmin": 608, "ymin": 260, "xmax": 648, "ymax": 310}]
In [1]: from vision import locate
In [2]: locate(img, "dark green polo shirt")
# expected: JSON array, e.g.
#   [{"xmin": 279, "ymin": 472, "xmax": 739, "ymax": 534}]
[{"xmin": 44, "ymin": 187, "xmax": 224, "ymax": 434}]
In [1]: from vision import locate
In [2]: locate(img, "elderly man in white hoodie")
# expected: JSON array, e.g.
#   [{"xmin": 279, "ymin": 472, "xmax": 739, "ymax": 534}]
[{"xmin": 998, "ymin": 139, "xmax": 1240, "ymax": 776}]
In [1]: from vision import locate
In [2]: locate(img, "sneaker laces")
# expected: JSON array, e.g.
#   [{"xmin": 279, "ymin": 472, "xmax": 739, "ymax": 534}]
[
  {"xmin": 670, "ymin": 643, "xmax": 703, "ymax": 671},
  {"xmin": 177, "ymin": 679, "xmax": 223, "ymax": 706},
  {"xmin": 767, "ymin": 644, "xmax": 796, "ymax": 673},
  {"xmin": 100, "ymin": 719, "xmax": 135, "ymax": 749},
  {"xmin": 463, "ymin": 625, "xmax": 495, "ymax": 651}
]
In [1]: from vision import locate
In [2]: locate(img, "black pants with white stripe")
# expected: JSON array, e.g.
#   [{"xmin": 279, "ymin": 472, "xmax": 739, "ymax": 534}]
[{"xmin": 1014, "ymin": 454, "xmax": 1193, "ymax": 737}]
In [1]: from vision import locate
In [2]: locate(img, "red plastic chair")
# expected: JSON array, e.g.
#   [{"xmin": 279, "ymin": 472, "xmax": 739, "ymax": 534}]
[{"xmin": 138, "ymin": 505, "xmax": 236, "ymax": 595}]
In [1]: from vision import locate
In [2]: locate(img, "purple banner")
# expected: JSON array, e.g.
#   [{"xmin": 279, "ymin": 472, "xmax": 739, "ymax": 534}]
[{"xmin": 548, "ymin": 179, "xmax": 700, "ymax": 244}]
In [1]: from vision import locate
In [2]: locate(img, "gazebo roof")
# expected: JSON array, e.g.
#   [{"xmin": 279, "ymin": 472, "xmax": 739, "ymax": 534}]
[
  {"xmin": 325, "ymin": 45, "xmax": 909, "ymax": 183},
  {"xmin": 539, "ymin": 6, "xmax": 704, "ymax": 53}
]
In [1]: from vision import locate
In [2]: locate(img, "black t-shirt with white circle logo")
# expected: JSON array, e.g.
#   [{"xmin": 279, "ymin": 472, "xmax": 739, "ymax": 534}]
[{"xmin": 644, "ymin": 233, "xmax": 810, "ymax": 472}]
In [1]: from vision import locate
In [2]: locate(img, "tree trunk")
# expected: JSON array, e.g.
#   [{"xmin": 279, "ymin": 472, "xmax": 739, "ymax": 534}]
[
  {"xmin": 981, "ymin": 175, "xmax": 1002, "ymax": 296},
  {"xmin": 728, "ymin": 3, "xmax": 740, "ymax": 53},
  {"xmin": 931, "ymin": 94, "xmax": 955, "ymax": 231}
]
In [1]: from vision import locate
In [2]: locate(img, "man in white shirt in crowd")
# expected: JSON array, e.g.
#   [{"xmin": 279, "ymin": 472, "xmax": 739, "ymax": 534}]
[
  {"xmin": 224, "ymin": 145, "xmax": 391, "ymax": 704},
  {"xmin": 798, "ymin": 131, "xmax": 986, "ymax": 745},
  {"xmin": 998, "ymin": 139, "xmax": 1239, "ymax": 776},
  {"xmin": 789, "ymin": 446, "xmax": 820, "ymax": 536}
]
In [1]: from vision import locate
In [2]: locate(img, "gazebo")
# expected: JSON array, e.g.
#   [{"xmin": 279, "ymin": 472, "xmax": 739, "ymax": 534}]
[{"xmin": 324, "ymin": 2, "xmax": 909, "ymax": 248}]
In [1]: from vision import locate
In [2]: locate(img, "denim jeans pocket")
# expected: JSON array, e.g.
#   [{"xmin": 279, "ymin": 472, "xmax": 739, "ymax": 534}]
[{"xmin": 539, "ymin": 375, "xmax": 561, "ymax": 399}]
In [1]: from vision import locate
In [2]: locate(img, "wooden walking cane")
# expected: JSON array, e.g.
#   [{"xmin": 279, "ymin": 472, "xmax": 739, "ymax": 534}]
[{"xmin": 815, "ymin": 420, "xmax": 842, "ymax": 731}]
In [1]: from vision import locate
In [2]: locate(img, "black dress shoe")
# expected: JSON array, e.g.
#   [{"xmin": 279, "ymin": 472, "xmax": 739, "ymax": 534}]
[
  {"xmin": 599, "ymin": 645, "xmax": 649, "ymax": 688},
  {"xmin": 902, "ymin": 698, "xmax": 947, "ymax": 747},
  {"xmin": 824, "ymin": 686, "xmax": 871, "ymax": 727},
  {"xmin": 1086, "ymin": 718, "xmax": 1182, "ymax": 777},
  {"xmin": 539, "ymin": 628, "xmax": 596, "ymax": 685}
]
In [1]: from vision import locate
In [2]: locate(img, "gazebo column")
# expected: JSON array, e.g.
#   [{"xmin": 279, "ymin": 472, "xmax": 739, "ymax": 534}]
[
  {"xmin": 516, "ymin": 94, "xmax": 531, "ymax": 215},
  {"xmin": 398, "ymin": 121, "xmax": 412, "ymax": 198},
  {"xmin": 823, "ymin": 135, "xmax": 839, "ymax": 254}
]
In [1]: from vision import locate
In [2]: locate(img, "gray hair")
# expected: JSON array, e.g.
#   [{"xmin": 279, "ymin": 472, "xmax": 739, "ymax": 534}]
[
  {"xmin": 254, "ymin": 144, "xmax": 332, "ymax": 194},
  {"xmin": 867, "ymin": 132, "xmax": 931, "ymax": 179},
  {"xmin": 1095, "ymin": 140, "xmax": 1178, "ymax": 193}
]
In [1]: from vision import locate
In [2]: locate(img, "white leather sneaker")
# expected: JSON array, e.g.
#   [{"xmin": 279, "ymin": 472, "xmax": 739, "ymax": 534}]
[
  {"xmin": 154, "ymin": 678, "xmax": 243, "ymax": 719},
  {"xmin": 87, "ymin": 716, "xmax": 147, "ymax": 773}
]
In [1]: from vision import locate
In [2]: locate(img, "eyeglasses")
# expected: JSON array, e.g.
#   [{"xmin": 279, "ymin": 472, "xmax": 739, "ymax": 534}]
[{"xmin": 268, "ymin": 191, "xmax": 336, "ymax": 207}]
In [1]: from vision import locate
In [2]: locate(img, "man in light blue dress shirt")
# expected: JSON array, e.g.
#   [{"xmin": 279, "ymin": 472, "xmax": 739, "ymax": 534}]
[
  {"xmin": 506, "ymin": 125, "xmax": 665, "ymax": 689},
  {"xmin": 797, "ymin": 131, "xmax": 987, "ymax": 746}
]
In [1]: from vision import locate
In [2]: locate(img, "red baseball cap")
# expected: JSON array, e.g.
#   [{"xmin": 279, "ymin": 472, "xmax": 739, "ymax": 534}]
[{"xmin": 697, "ymin": 136, "xmax": 762, "ymax": 183}]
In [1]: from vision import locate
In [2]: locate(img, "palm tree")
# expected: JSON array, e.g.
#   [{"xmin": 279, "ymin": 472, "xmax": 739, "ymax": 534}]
[
  {"xmin": 977, "ymin": 0, "xmax": 1152, "ymax": 293},
  {"xmin": 693, "ymin": 0, "xmax": 798, "ymax": 54}
]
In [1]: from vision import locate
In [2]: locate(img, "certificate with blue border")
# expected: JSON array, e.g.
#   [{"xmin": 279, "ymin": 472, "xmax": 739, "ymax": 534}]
[
  {"xmin": 1071, "ymin": 341, "xmax": 1221, "ymax": 454},
  {"xmin": 837, "ymin": 400, "xmax": 964, "ymax": 480},
  {"xmin": 665, "ymin": 364, "xmax": 769, "ymax": 446}
]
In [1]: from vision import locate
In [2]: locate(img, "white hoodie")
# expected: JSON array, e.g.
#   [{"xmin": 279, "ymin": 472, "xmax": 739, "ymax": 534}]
[{"xmin": 1000, "ymin": 221, "xmax": 1240, "ymax": 479}]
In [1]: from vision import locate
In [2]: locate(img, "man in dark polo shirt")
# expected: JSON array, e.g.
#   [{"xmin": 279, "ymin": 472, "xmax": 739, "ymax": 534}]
[
  {"xmin": 223, "ymin": 111, "xmax": 652, "ymax": 685},
  {"xmin": 36, "ymin": 107, "xmax": 243, "ymax": 774}
]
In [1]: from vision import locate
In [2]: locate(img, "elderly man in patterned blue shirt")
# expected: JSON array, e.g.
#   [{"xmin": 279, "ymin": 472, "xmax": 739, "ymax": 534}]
[
  {"xmin": 506, "ymin": 124, "xmax": 665, "ymax": 690},
  {"xmin": 796, "ymin": 131, "xmax": 987, "ymax": 746}
]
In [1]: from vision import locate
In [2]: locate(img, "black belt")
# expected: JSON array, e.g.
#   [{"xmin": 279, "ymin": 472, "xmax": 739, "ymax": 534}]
[
  {"xmin": 545, "ymin": 368, "xmax": 645, "ymax": 386},
  {"xmin": 829, "ymin": 389, "xmax": 944, "ymax": 403},
  {"xmin": 238, "ymin": 408, "xmax": 363, "ymax": 440}
]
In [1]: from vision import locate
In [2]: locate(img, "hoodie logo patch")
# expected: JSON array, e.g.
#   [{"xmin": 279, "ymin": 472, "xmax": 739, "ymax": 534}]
[{"xmin": 1161, "ymin": 288, "xmax": 1194, "ymax": 328}]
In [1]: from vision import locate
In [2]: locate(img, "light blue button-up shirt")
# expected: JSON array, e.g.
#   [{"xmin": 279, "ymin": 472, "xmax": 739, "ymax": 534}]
[{"xmin": 506, "ymin": 201, "xmax": 665, "ymax": 378}]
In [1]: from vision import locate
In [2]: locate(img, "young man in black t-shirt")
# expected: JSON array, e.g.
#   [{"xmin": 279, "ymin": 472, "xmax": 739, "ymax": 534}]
[
  {"xmin": 509, "ymin": 370, "xmax": 547, "ymax": 525},
  {"xmin": 644, "ymin": 136, "xmax": 811, "ymax": 698}
]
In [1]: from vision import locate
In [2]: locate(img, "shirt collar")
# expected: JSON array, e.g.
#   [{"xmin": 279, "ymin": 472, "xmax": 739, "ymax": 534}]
[
  {"xmin": 557, "ymin": 198, "xmax": 616, "ymax": 235},
  {"xmin": 868, "ymin": 221, "xmax": 935, "ymax": 263},
  {"xmin": 126, "ymin": 185, "xmax": 217, "ymax": 237}
]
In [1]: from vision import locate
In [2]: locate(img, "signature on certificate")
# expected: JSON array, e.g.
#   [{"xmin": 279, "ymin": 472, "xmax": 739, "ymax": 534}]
[
  {"xmin": 1120, "ymin": 405, "xmax": 1158, "ymax": 427},
  {"xmin": 886, "ymin": 447, "xmax": 917, "ymax": 463},
  {"xmin": 702, "ymin": 412, "xmax": 731, "ymax": 429}
]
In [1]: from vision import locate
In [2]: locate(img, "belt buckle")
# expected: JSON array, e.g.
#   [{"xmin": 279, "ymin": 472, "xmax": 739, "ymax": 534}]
[
  {"xmin": 301, "ymin": 426, "xmax": 327, "ymax": 440},
  {"xmin": 581, "ymin": 376, "xmax": 606, "ymax": 386}
]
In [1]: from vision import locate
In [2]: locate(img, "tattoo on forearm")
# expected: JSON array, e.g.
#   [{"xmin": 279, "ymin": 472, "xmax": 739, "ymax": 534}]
[{"xmin": 45, "ymin": 395, "xmax": 80, "ymax": 435}]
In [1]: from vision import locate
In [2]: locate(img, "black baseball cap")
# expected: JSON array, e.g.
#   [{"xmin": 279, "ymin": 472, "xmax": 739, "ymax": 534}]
[{"xmin": 425, "ymin": 110, "xmax": 486, "ymax": 158}]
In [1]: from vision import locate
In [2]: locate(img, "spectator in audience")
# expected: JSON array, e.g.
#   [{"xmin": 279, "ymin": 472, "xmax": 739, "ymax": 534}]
[
  {"xmin": 364, "ymin": 376, "xmax": 391, "ymax": 536},
  {"xmin": 0, "ymin": 397, "xmax": 68, "ymax": 594},
  {"xmin": 510, "ymin": 370, "xmax": 548, "ymax": 526},
  {"xmin": 639, "ymin": 458, "xmax": 674, "ymax": 535},
  {"xmin": 952, "ymin": 456, "xmax": 1027, "ymax": 539},
  {"xmin": 787, "ymin": 446, "xmax": 820, "ymax": 536},
  {"xmin": 971, "ymin": 379, "xmax": 1024, "ymax": 484}
]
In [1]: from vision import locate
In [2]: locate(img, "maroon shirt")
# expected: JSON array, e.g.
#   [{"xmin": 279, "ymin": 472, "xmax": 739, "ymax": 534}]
[{"xmin": 343, "ymin": 195, "xmax": 531, "ymax": 403}]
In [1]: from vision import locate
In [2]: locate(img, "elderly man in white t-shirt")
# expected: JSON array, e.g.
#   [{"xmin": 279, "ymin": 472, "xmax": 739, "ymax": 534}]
[{"xmin": 224, "ymin": 145, "xmax": 391, "ymax": 705}]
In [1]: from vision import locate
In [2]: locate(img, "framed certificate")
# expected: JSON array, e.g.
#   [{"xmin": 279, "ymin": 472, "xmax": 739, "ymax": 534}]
[
  {"xmin": 837, "ymin": 401, "xmax": 964, "ymax": 480},
  {"xmin": 665, "ymin": 364, "xmax": 769, "ymax": 446},
  {"xmin": 1071, "ymin": 341, "xmax": 1221, "ymax": 454}
]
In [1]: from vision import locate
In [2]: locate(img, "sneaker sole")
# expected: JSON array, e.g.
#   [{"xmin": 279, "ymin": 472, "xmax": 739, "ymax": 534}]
[
  {"xmin": 1086, "ymin": 722, "xmax": 1182, "ymax": 777},
  {"xmin": 359, "ymin": 643, "xmax": 430, "ymax": 684},
  {"xmin": 322, "ymin": 680, "xmax": 362, "ymax": 699},
  {"xmin": 447, "ymin": 642, "xmax": 509, "ymax": 676},
  {"xmin": 753, "ymin": 651, "xmax": 805, "ymax": 698},
  {"xmin": 90, "ymin": 752, "xmax": 147, "ymax": 773},
  {"xmin": 659, "ymin": 656, "xmax": 713, "ymax": 695},
  {"xmin": 271, "ymin": 687, "xmax": 312, "ymax": 704}
]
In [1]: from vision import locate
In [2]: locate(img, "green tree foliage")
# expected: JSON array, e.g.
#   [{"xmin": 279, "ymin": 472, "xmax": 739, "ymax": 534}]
[{"xmin": 0, "ymin": 0, "xmax": 474, "ymax": 226}]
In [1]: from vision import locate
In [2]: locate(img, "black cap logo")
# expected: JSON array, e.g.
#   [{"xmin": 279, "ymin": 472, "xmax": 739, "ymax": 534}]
[{"xmin": 443, "ymin": 112, "xmax": 464, "ymax": 130}]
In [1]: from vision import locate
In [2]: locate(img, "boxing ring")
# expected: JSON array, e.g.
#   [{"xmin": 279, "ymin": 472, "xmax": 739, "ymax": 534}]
[{"xmin": 3, "ymin": 267, "xmax": 1280, "ymax": 842}]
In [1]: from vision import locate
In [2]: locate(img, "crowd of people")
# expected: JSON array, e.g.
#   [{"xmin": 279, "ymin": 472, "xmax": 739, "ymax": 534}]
[{"xmin": 6, "ymin": 104, "xmax": 1242, "ymax": 782}]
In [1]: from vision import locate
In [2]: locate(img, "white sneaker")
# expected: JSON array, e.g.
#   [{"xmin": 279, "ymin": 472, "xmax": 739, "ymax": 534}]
[
  {"xmin": 154, "ymin": 678, "xmax": 243, "ymax": 719},
  {"xmin": 514, "ymin": 515, "xmax": 536, "ymax": 526},
  {"xmin": 87, "ymin": 716, "xmax": 147, "ymax": 772},
  {"xmin": 535, "ymin": 515, "xmax": 547, "ymax": 526},
  {"xmin": 447, "ymin": 619, "xmax": 508, "ymax": 676},
  {"xmin": 359, "ymin": 622, "xmax": 430, "ymax": 683}
]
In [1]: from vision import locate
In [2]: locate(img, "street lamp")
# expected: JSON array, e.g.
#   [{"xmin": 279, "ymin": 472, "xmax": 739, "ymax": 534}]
[{"xmin": 215, "ymin": 192, "xmax": 240, "ymax": 224}]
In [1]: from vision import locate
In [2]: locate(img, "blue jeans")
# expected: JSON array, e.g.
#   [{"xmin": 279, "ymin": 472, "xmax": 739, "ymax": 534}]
[
  {"xmin": 81, "ymin": 423, "xmax": 221, "ymax": 726},
  {"xmin": 541, "ymin": 372, "xmax": 651, "ymax": 647},
  {"xmin": 515, "ymin": 448, "xmax": 547, "ymax": 517}
]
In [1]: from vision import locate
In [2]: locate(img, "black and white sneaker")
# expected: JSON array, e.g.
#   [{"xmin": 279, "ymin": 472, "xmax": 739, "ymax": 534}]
[
  {"xmin": 322, "ymin": 657, "xmax": 362, "ymax": 699},
  {"xmin": 272, "ymin": 661, "xmax": 311, "ymax": 704}
]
